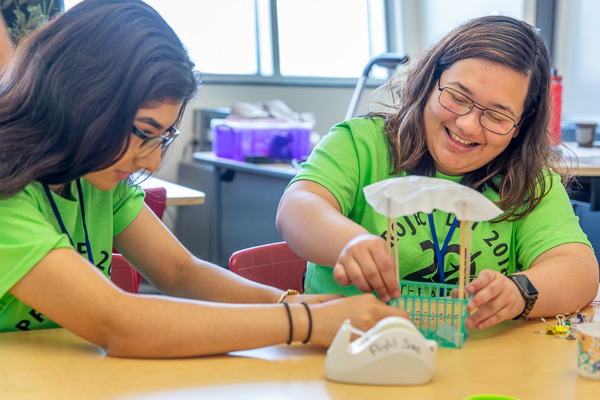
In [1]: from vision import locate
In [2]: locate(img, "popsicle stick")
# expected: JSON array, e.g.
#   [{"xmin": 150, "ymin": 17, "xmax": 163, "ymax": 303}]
[
  {"xmin": 465, "ymin": 220, "xmax": 472, "ymax": 288},
  {"xmin": 386, "ymin": 217, "xmax": 392, "ymax": 252},
  {"xmin": 386, "ymin": 198, "xmax": 392, "ymax": 254},
  {"xmin": 459, "ymin": 219, "xmax": 466, "ymax": 300},
  {"xmin": 394, "ymin": 218, "xmax": 400, "ymax": 284}
]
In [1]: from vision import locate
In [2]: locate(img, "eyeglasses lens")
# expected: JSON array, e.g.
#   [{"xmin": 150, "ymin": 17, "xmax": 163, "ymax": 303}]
[
  {"xmin": 439, "ymin": 88, "xmax": 514, "ymax": 135},
  {"xmin": 137, "ymin": 137, "xmax": 163, "ymax": 157}
]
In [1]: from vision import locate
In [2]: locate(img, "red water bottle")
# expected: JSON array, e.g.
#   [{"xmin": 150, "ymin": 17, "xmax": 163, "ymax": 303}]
[{"xmin": 549, "ymin": 72, "xmax": 562, "ymax": 145}]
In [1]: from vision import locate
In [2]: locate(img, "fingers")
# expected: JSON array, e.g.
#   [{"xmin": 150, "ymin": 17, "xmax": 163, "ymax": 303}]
[
  {"xmin": 465, "ymin": 269, "xmax": 501, "ymax": 312},
  {"xmin": 464, "ymin": 269, "xmax": 524, "ymax": 330},
  {"xmin": 345, "ymin": 294, "xmax": 410, "ymax": 331},
  {"xmin": 309, "ymin": 294, "xmax": 410, "ymax": 347},
  {"xmin": 333, "ymin": 234, "xmax": 399, "ymax": 302}
]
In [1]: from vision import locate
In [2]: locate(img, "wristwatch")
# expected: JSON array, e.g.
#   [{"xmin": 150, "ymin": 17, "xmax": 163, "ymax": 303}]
[{"xmin": 509, "ymin": 274, "xmax": 538, "ymax": 320}]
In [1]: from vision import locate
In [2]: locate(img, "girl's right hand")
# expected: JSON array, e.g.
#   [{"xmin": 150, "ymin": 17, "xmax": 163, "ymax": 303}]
[
  {"xmin": 308, "ymin": 293, "xmax": 409, "ymax": 347},
  {"xmin": 332, "ymin": 233, "xmax": 401, "ymax": 302}
]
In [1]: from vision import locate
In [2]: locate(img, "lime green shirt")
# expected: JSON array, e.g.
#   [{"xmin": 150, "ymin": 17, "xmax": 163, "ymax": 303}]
[
  {"xmin": 0, "ymin": 180, "xmax": 144, "ymax": 332},
  {"xmin": 290, "ymin": 117, "xmax": 592, "ymax": 296}
]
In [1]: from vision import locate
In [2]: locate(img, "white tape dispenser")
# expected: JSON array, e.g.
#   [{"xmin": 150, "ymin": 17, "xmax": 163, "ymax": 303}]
[{"xmin": 324, "ymin": 316, "xmax": 437, "ymax": 386}]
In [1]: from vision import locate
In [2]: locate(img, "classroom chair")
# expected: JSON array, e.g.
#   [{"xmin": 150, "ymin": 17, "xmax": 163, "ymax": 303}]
[
  {"xmin": 228, "ymin": 241, "xmax": 307, "ymax": 293},
  {"xmin": 110, "ymin": 253, "xmax": 141, "ymax": 293},
  {"xmin": 110, "ymin": 186, "xmax": 167, "ymax": 293}
]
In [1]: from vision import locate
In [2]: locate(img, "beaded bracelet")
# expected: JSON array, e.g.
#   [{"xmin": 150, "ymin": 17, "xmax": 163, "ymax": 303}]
[
  {"xmin": 277, "ymin": 289, "xmax": 300, "ymax": 304},
  {"xmin": 282, "ymin": 302, "xmax": 293, "ymax": 345}
]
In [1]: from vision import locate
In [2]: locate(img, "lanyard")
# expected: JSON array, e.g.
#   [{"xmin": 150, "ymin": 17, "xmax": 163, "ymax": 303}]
[
  {"xmin": 428, "ymin": 213, "xmax": 458, "ymax": 284},
  {"xmin": 42, "ymin": 179, "xmax": 95, "ymax": 265}
]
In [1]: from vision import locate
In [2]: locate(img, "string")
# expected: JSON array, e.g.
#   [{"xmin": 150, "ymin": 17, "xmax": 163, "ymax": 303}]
[
  {"xmin": 428, "ymin": 213, "xmax": 458, "ymax": 284},
  {"xmin": 42, "ymin": 179, "xmax": 95, "ymax": 265}
]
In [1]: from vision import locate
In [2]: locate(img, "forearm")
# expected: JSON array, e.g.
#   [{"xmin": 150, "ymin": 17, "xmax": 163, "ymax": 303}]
[
  {"xmin": 101, "ymin": 295, "xmax": 310, "ymax": 358},
  {"xmin": 10, "ymin": 251, "xmax": 309, "ymax": 358},
  {"xmin": 524, "ymin": 245, "xmax": 599, "ymax": 318},
  {"xmin": 12, "ymin": 249, "xmax": 409, "ymax": 358},
  {"xmin": 161, "ymin": 256, "xmax": 283, "ymax": 303},
  {"xmin": 115, "ymin": 210, "xmax": 282, "ymax": 303}
]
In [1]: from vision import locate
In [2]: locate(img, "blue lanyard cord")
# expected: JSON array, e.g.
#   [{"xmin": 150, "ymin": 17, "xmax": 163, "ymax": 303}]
[
  {"xmin": 428, "ymin": 213, "xmax": 458, "ymax": 284},
  {"xmin": 42, "ymin": 179, "xmax": 95, "ymax": 265}
]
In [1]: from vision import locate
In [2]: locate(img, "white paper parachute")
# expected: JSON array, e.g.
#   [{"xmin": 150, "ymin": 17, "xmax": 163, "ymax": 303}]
[{"xmin": 363, "ymin": 176, "xmax": 503, "ymax": 221}]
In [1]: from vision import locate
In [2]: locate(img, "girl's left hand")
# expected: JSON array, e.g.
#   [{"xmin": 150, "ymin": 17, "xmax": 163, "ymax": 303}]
[{"xmin": 463, "ymin": 269, "xmax": 526, "ymax": 330}]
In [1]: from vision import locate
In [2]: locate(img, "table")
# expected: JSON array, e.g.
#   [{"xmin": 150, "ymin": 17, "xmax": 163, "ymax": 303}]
[
  {"xmin": 556, "ymin": 143, "xmax": 600, "ymax": 215},
  {"xmin": 2, "ymin": 311, "xmax": 598, "ymax": 399},
  {"xmin": 561, "ymin": 142, "xmax": 600, "ymax": 177},
  {"xmin": 141, "ymin": 176, "xmax": 205, "ymax": 207}
]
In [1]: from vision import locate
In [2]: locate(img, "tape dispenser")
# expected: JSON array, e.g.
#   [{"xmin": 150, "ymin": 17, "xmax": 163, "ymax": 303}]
[{"xmin": 324, "ymin": 316, "xmax": 437, "ymax": 385}]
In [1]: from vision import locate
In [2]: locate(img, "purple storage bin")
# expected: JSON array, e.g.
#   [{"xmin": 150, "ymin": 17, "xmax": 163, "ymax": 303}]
[{"xmin": 211, "ymin": 119, "xmax": 313, "ymax": 162}]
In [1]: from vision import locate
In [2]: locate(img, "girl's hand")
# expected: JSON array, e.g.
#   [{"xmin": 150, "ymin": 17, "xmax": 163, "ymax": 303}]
[
  {"xmin": 332, "ymin": 233, "xmax": 400, "ymax": 302},
  {"xmin": 464, "ymin": 269, "xmax": 526, "ymax": 330},
  {"xmin": 309, "ymin": 294, "xmax": 410, "ymax": 347}
]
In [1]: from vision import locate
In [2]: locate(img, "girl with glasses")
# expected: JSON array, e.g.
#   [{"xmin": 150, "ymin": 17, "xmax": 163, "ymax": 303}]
[
  {"xmin": 0, "ymin": 0, "xmax": 407, "ymax": 357},
  {"xmin": 277, "ymin": 15, "xmax": 599, "ymax": 330}
]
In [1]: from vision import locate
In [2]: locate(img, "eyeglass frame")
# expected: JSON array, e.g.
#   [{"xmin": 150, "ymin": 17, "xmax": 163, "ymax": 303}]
[
  {"xmin": 436, "ymin": 79, "xmax": 520, "ymax": 135},
  {"xmin": 131, "ymin": 125, "xmax": 180, "ymax": 156}
]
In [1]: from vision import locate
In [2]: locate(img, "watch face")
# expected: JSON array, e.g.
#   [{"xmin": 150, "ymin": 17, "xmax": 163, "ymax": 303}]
[{"xmin": 513, "ymin": 274, "xmax": 538, "ymax": 296}]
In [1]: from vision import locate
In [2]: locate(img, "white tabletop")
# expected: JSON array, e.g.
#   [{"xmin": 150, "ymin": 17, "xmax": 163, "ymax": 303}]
[{"xmin": 140, "ymin": 177, "xmax": 205, "ymax": 206}]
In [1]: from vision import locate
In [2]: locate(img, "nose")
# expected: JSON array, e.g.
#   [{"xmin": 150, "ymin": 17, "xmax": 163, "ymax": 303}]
[
  {"xmin": 135, "ymin": 147, "xmax": 161, "ymax": 172},
  {"xmin": 455, "ymin": 106, "xmax": 483, "ymax": 135}
]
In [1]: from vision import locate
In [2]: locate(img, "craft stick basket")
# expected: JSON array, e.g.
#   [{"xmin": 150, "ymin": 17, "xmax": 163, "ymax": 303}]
[{"xmin": 391, "ymin": 281, "xmax": 469, "ymax": 349}]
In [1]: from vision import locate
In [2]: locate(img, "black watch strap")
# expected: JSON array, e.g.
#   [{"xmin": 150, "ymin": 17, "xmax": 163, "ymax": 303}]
[{"xmin": 510, "ymin": 274, "xmax": 538, "ymax": 320}]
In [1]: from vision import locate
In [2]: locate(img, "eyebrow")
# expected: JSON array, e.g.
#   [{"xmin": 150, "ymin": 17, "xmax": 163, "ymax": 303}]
[
  {"xmin": 447, "ymin": 80, "xmax": 518, "ymax": 118},
  {"xmin": 134, "ymin": 116, "xmax": 165, "ymax": 131}
]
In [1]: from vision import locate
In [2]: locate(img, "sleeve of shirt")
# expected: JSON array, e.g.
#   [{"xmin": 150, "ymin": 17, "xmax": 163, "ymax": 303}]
[
  {"xmin": 290, "ymin": 118, "xmax": 391, "ymax": 216},
  {"xmin": 112, "ymin": 182, "xmax": 146, "ymax": 236},
  {"xmin": 515, "ymin": 170, "xmax": 592, "ymax": 269},
  {"xmin": 0, "ymin": 192, "xmax": 72, "ymax": 297},
  {"xmin": 290, "ymin": 121, "xmax": 361, "ymax": 215}
]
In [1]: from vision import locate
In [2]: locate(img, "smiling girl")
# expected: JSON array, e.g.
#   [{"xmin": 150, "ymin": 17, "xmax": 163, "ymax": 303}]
[{"xmin": 277, "ymin": 15, "xmax": 599, "ymax": 331}]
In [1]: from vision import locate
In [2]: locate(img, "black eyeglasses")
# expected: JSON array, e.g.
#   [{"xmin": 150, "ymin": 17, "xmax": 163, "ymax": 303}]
[
  {"xmin": 131, "ymin": 126, "xmax": 180, "ymax": 157},
  {"xmin": 437, "ymin": 80, "xmax": 520, "ymax": 135}
]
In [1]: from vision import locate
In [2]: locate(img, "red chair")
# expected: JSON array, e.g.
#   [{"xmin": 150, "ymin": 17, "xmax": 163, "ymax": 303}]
[
  {"xmin": 110, "ymin": 187, "xmax": 167, "ymax": 293},
  {"xmin": 142, "ymin": 187, "xmax": 167, "ymax": 219},
  {"xmin": 228, "ymin": 242, "xmax": 307, "ymax": 293},
  {"xmin": 110, "ymin": 253, "xmax": 141, "ymax": 293}
]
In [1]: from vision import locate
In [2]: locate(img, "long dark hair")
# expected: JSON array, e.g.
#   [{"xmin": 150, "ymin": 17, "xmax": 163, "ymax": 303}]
[
  {"xmin": 372, "ymin": 15, "xmax": 561, "ymax": 221},
  {"xmin": 0, "ymin": 0, "xmax": 200, "ymax": 198}
]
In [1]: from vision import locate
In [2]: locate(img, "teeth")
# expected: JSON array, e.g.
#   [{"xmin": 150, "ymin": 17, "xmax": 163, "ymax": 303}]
[{"xmin": 448, "ymin": 129, "xmax": 476, "ymax": 146}]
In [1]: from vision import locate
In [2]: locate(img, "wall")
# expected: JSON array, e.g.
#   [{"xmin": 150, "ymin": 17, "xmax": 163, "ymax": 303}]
[
  {"xmin": 555, "ymin": 0, "xmax": 600, "ymax": 124},
  {"xmin": 155, "ymin": 84, "xmax": 376, "ymax": 183}
]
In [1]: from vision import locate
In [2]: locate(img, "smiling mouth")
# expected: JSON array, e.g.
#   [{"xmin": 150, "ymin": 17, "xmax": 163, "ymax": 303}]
[{"xmin": 446, "ymin": 127, "xmax": 478, "ymax": 147}]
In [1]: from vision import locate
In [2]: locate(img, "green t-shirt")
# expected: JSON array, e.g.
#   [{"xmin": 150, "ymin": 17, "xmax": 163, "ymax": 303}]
[
  {"xmin": 290, "ymin": 117, "xmax": 592, "ymax": 296},
  {"xmin": 0, "ymin": 179, "xmax": 144, "ymax": 332}
]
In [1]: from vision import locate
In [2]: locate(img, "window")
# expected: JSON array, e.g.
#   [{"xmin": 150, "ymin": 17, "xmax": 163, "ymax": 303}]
[
  {"xmin": 64, "ymin": 0, "xmax": 533, "ymax": 85},
  {"xmin": 65, "ymin": 0, "xmax": 392, "ymax": 83},
  {"xmin": 276, "ymin": 0, "xmax": 386, "ymax": 78}
]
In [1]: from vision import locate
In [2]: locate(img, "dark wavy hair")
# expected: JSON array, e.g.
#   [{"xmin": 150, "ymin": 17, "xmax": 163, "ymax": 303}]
[
  {"xmin": 371, "ymin": 15, "xmax": 565, "ymax": 221},
  {"xmin": 0, "ymin": 0, "xmax": 200, "ymax": 198}
]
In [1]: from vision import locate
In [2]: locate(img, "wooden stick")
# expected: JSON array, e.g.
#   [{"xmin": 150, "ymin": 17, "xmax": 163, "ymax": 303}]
[
  {"xmin": 459, "ymin": 219, "xmax": 466, "ymax": 300},
  {"xmin": 386, "ymin": 198, "xmax": 392, "ymax": 254},
  {"xmin": 386, "ymin": 217, "xmax": 392, "ymax": 253},
  {"xmin": 394, "ymin": 218, "xmax": 400, "ymax": 284},
  {"xmin": 465, "ymin": 221, "xmax": 472, "ymax": 288}
]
